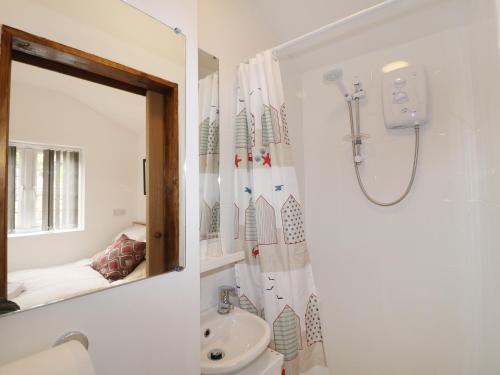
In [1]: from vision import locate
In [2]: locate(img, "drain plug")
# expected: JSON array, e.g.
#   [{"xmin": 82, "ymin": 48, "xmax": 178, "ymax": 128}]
[{"xmin": 208, "ymin": 349, "xmax": 225, "ymax": 361}]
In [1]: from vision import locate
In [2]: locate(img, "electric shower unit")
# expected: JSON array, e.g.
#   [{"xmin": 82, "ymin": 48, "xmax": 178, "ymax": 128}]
[{"xmin": 323, "ymin": 64, "xmax": 428, "ymax": 206}]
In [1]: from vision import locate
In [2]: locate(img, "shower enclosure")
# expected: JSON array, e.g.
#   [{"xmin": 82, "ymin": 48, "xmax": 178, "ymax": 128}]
[{"xmin": 277, "ymin": 0, "xmax": 500, "ymax": 373}]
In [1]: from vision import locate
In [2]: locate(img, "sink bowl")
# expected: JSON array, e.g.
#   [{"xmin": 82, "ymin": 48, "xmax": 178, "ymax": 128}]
[{"xmin": 201, "ymin": 307, "xmax": 271, "ymax": 374}]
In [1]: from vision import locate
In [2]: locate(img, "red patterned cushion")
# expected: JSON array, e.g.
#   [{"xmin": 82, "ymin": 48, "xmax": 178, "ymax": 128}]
[{"xmin": 91, "ymin": 234, "xmax": 146, "ymax": 281}]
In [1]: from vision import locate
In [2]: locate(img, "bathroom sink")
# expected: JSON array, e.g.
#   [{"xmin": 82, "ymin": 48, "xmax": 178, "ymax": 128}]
[{"xmin": 201, "ymin": 307, "xmax": 271, "ymax": 374}]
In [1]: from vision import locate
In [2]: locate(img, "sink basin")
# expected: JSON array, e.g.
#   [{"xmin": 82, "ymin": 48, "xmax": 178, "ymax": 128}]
[{"xmin": 201, "ymin": 307, "xmax": 271, "ymax": 374}]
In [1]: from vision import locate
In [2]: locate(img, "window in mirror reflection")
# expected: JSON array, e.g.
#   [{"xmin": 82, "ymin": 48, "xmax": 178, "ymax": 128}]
[{"xmin": 8, "ymin": 142, "xmax": 82, "ymax": 235}]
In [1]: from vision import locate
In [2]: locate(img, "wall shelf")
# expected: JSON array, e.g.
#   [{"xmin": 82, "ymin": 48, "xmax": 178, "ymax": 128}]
[{"xmin": 200, "ymin": 251, "xmax": 245, "ymax": 275}]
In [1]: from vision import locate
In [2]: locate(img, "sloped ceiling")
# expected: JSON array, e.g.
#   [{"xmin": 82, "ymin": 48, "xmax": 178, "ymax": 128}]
[{"xmin": 12, "ymin": 62, "xmax": 145, "ymax": 135}]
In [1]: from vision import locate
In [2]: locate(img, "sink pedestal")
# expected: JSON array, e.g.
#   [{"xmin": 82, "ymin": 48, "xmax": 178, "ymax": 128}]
[{"xmin": 233, "ymin": 349, "xmax": 283, "ymax": 375}]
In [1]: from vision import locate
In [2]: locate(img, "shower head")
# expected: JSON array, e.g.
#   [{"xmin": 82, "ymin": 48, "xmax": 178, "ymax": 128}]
[
  {"xmin": 323, "ymin": 67, "xmax": 349, "ymax": 99},
  {"xmin": 323, "ymin": 67, "xmax": 343, "ymax": 81}
]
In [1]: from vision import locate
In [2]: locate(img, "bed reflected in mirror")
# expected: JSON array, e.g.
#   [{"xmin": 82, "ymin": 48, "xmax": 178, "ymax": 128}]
[{"xmin": 7, "ymin": 62, "xmax": 149, "ymax": 311}]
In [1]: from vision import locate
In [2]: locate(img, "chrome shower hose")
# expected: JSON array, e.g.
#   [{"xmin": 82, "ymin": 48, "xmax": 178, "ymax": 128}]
[{"xmin": 347, "ymin": 99, "xmax": 420, "ymax": 207}]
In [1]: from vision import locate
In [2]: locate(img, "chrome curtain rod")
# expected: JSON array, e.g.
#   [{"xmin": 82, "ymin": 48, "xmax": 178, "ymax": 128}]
[{"xmin": 272, "ymin": 0, "xmax": 403, "ymax": 57}]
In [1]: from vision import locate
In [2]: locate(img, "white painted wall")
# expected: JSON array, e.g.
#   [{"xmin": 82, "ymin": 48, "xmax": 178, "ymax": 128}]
[
  {"xmin": 136, "ymin": 131, "xmax": 147, "ymax": 223},
  {"xmin": 280, "ymin": 0, "xmax": 500, "ymax": 374},
  {"xmin": 0, "ymin": 1, "xmax": 200, "ymax": 374},
  {"xmin": 474, "ymin": 1, "xmax": 500, "ymax": 372},
  {"xmin": 197, "ymin": 0, "xmax": 281, "ymax": 310},
  {"xmin": 8, "ymin": 81, "xmax": 144, "ymax": 271}
]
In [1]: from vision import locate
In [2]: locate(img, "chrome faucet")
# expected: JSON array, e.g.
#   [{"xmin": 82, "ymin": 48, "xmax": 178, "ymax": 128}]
[{"xmin": 218, "ymin": 286, "xmax": 237, "ymax": 314}]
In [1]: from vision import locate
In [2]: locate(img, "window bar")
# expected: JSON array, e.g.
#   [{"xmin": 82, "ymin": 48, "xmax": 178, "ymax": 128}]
[
  {"xmin": 7, "ymin": 146, "xmax": 16, "ymax": 232},
  {"xmin": 42, "ymin": 149, "xmax": 54, "ymax": 231},
  {"xmin": 72, "ymin": 152, "xmax": 79, "ymax": 227}
]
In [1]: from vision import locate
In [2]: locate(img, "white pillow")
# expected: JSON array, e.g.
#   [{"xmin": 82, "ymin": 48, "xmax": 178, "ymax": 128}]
[
  {"xmin": 114, "ymin": 224, "xmax": 146, "ymax": 242},
  {"xmin": 111, "ymin": 261, "xmax": 146, "ymax": 286},
  {"xmin": 123, "ymin": 260, "xmax": 146, "ymax": 282}
]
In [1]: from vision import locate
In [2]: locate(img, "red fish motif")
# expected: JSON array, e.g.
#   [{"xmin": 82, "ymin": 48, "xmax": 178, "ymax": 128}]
[{"xmin": 251, "ymin": 246, "xmax": 260, "ymax": 258}]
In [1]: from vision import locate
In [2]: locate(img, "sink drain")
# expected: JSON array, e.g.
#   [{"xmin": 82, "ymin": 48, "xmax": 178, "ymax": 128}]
[{"xmin": 208, "ymin": 349, "xmax": 225, "ymax": 361}]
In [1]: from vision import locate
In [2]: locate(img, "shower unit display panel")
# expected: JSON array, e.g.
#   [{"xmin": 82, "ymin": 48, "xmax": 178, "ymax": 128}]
[{"xmin": 382, "ymin": 65, "xmax": 428, "ymax": 129}]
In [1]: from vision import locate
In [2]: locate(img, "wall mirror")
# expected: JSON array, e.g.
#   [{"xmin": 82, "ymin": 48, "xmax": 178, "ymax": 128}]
[
  {"xmin": 0, "ymin": 0, "xmax": 186, "ymax": 315},
  {"xmin": 198, "ymin": 49, "xmax": 220, "ymax": 256}
]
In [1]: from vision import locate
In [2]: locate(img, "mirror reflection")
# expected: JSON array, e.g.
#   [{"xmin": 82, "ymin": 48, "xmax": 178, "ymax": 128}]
[
  {"xmin": 7, "ymin": 63, "xmax": 147, "ymax": 311},
  {"xmin": 198, "ymin": 49, "xmax": 220, "ymax": 244},
  {"xmin": 0, "ymin": 0, "xmax": 186, "ymax": 315}
]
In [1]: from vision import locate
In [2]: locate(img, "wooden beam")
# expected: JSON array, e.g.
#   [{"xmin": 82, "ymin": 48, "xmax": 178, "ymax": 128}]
[
  {"xmin": 163, "ymin": 86, "xmax": 179, "ymax": 271},
  {"xmin": 145, "ymin": 88, "xmax": 179, "ymax": 275},
  {"xmin": 5, "ymin": 25, "xmax": 177, "ymax": 95},
  {"xmin": 146, "ymin": 91, "xmax": 167, "ymax": 276},
  {"xmin": 12, "ymin": 51, "xmax": 146, "ymax": 96},
  {"xmin": 0, "ymin": 28, "xmax": 12, "ymax": 299}
]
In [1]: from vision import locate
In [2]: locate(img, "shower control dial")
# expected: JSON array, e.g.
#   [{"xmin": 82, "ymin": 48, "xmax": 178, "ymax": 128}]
[
  {"xmin": 383, "ymin": 65, "xmax": 428, "ymax": 129},
  {"xmin": 393, "ymin": 91, "xmax": 409, "ymax": 104}
]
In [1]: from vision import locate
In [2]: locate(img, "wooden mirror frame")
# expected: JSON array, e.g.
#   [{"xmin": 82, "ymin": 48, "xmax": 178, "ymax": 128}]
[{"xmin": 0, "ymin": 26, "xmax": 180, "ymax": 298}]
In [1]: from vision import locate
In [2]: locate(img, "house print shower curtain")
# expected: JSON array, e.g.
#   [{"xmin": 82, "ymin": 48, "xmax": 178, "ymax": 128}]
[
  {"xmin": 199, "ymin": 72, "xmax": 220, "ymax": 241},
  {"xmin": 234, "ymin": 50, "xmax": 328, "ymax": 375}
]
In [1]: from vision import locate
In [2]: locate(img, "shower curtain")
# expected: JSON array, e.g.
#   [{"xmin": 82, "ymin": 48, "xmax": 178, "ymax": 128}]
[
  {"xmin": 199, "ymin": 73, "xmax": 220, "ymax": 241},
  {"xmin": 234, "ymin": 50, "xmax": 328, "ymax": 375}
]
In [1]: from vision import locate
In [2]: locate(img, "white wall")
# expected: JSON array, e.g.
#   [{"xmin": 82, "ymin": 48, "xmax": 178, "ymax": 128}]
[
  {"xmin": 474, "ymin": 1, "xmax": 500, "ymax": 372},
  {"xmin": 136, "ymin": 131, "xmax": 147, "ymax": 223},
  {"xmin": 0, "ymin": 1, "xmax": 200, "ymax": 374},
  {"xmin": 282, "ymin": 0, "xmax": 499, "ymax": 374},
  {"xmin": 8, "ymin": 82, "xmax": 144, "ymax": 271},
  {"xmin": 197, "ymin": 0, "xmax": 281, "ymax": 310}
]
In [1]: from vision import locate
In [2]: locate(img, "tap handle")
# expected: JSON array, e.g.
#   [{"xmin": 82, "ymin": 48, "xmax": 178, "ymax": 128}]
[
  {"xmin": 219, "ymin": 286, "xmax": 238, "ymax": 309},
  {"xmin": 219, "ymin": 285, "xmax": 237, "ymax": 297}
]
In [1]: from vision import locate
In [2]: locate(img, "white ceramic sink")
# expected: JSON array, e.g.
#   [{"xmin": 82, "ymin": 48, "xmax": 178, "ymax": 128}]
[{"xmin": 201, "ymin": 307, "xmax": 271, "ymax": 374}]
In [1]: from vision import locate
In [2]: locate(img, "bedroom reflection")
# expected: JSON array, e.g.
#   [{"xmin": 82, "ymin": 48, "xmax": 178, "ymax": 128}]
[{"xmin": 7, "ymin": 62, "xmax": 148, "ymax": 312}]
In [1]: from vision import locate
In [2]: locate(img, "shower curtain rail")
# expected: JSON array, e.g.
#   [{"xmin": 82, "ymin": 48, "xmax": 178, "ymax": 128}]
[{"xmin": 272, "ymin": 0, "xmax": 403, "ymax": 57}]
